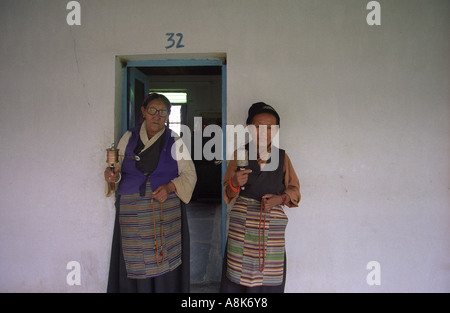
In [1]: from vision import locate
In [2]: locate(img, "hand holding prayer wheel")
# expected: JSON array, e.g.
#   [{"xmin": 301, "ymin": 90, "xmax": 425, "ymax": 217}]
[
  {"xmin": 231, "ymin": 169, "xmax": 252, "ymax": 190},
  {"xmin": 105, "ymin": 143, "xmax": 120, "ymax": 191},
  {"xmin": 104, "ymin": 166, "xmax": 120, "ymax": 184}
]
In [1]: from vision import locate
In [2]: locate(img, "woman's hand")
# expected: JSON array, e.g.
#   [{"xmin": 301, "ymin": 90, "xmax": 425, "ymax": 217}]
[
  {"xmin": 261, "ymin": 194, "xmax": 283, "ymax": 212},
  {"xmin": 232, "ymin": 169, "xmax": 252, "ymax": 188},
  {"xmin": 153, "ymin": 182, "xmax": 176, "ymax": 203},
  {"xmin": 104, "ymin": 167, "xmax": 120, "ymax": 183}
]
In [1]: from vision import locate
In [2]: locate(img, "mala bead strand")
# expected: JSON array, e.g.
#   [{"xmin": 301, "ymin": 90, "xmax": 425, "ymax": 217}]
[
  {"xmin": 152, "ymin": 198, "xmax": 165, "ymax": 266},
  {"xmin": 259, "ymin": 200, "xmax": 266, "ymax": 272}
]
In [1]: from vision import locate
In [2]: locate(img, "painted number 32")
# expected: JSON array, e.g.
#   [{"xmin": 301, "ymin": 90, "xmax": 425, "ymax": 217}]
[{"xmin": 165, "ymin": 33, "xmax": 185, "ymax": 49}]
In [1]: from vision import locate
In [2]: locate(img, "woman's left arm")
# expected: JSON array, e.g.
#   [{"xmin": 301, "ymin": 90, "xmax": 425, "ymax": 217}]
[
  {"xmin": 261, "ymin": 153, "xmax": 301, "ymax": 211},
  {"xmin": 282, "ymin": 153, "xmax": 301, "ymax": 207},
  {"xmin": 171, "ymin": 137, "xmax": 198, "ymax": 203}
]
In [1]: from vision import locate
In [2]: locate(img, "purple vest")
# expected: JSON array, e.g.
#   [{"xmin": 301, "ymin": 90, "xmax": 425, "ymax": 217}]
[{"xmin": 118, "ymin": 126, "xmax": 178, "ymax": 195}]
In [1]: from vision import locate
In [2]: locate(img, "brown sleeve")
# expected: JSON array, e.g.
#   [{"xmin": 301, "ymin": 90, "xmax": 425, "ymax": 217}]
[
  {"xmin": 283, "ymin": 153, "xmax": 301, "ymax": 207},
  {"xmin": 223, "ymin": 157, "xmax": 239, "ymax": 204}
]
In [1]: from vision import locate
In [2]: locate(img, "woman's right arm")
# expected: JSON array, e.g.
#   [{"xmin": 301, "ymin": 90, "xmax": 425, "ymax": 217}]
[
  {"xmin": 104, "ymin": 131, "xmax": 131, "ymax": 196},
  {"xmin": 223, "ymin": 158, "xmax": 252, "ymax": 204}
]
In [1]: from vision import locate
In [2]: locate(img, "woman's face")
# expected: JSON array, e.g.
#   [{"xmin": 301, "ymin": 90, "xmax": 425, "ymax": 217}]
[
  {"xmin": 249, "ymin": 113, "xmax": 278, "ymax": 148},
  {"xmin": 141, "ymin": 99, "xmax": 169, "ymax": 137}
]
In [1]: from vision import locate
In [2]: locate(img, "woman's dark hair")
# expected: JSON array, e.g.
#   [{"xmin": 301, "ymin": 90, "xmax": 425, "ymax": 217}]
[
  {"xmin": 246, "ymin": 102, "xmax": 280, "ymax": 126},
  {"xmin": 141, "ymin": 93, "xmax": 172, "ymax": 114}
]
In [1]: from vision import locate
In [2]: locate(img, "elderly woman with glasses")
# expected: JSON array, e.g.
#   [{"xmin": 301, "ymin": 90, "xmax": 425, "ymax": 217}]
[{"xmin": 104, "ymin": 93, "xmax": 197, "ymax": 293}]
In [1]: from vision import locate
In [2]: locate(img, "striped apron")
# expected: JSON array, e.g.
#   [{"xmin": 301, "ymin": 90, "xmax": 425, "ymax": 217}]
[
  {"xmin": 226, "ymin": 196, "xmax": 288, "ymax": 287},
  {"xmin": 119, "ymin": 180, "xmax": 182, "ymax": 279}
]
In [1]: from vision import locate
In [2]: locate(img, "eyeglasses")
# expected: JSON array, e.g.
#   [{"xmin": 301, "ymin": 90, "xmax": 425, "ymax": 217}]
[{"xmin": 146, "ymin": 107, "xmax": 168, "ymax": 117}]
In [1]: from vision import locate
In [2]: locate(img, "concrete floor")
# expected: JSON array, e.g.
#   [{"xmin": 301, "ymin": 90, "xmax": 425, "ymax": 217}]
[{"xmin": 186, "ymin": 199, "xmax": 222, "ymax": 293}]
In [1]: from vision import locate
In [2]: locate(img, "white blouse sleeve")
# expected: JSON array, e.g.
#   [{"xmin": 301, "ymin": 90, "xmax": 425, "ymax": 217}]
[{"xmin": 171, "ymin": 137, "xmax": 197, "ymax": 204}]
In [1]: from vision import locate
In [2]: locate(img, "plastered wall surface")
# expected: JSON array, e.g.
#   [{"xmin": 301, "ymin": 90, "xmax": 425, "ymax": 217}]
[{"xmin": 0, "ymin": 0, "xmax": 448, "ymax": 292}]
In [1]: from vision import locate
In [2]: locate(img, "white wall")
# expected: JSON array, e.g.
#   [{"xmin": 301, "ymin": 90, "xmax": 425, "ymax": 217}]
[{"xmin": 0, "ymin": 0, "xmax": 448, "ymax": 292}]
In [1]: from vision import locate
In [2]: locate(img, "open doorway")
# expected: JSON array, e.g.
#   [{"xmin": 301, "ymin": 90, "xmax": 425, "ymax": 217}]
[{"xmin": 117, "ymin": 57, "xmax": 226, "ymax": 292}]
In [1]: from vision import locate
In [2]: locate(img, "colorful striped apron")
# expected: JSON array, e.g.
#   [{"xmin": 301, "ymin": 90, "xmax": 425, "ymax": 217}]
[
  {"xmin": 119, "ymin": 180, "xmax": 182, "ymax": 279},
  {"xmin": 226, "ymin": 196, "xmax": 288, "ymax": 287}
]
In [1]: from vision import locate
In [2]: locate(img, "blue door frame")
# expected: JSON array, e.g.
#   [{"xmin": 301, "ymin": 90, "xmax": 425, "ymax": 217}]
[{"xmin": 122, "ymin": 58, "xmax": 228, "ymax": 255}]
